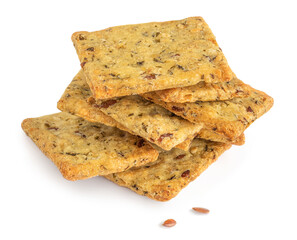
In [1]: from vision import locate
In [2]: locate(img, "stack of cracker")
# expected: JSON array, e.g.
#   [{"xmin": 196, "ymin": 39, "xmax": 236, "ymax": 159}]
[{"xmin": 22, "ymin": 17, "xmax": 273, "ymax": 201}]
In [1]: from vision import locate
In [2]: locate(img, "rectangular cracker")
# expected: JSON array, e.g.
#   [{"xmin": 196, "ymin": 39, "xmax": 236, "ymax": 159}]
[
  {"xmin": 105, "ymin": 138, "xmax": 231, "ymax": 201},
  {"xmin": 155, "ymin": 77, "xmax": 251, "ymax": 103},
  {"xmin": 142, "ymin": 86, "xmax": 274, "ymax": 141},
  {"xmin": 72, "ymin": 17, "xmax": 233, "ymax": 99},
  {"xmin": 22, "ymin": 112, "xmax": 159, "ymax": 181},
  {"xmin": 58, "ymin": 70, "xmax": 203, "ymax": 151}
]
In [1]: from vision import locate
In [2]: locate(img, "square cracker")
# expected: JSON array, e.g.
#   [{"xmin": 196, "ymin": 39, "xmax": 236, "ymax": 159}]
[
  {"xmin": 72, "ymin": 17, "xmax": 233, "ymax": 99},
  {"xmin": 155, "ymin": 77, "xmax": 251, "ymax": 103},
  {"xmin": 22, "ymin": 112, "xmax": 159, "ymax": 181},
  {"xmin": 105, "ymin": 138, "xmax": 231, "ymax": 201},
  {"xmin": 142, "ymin": 86, "xmax": 274, "ymax": 141},
  {"xmin": 58, "ymin": 70, "xmax": 203, "ymax": 151}
]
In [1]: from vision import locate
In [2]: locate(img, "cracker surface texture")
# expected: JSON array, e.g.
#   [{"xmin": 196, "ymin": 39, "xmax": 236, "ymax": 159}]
[
  {"xmin": 106, "ymin": 138, "xmax": 231, "ymax": 201},
  {"xmin": 155, "ymin": 77, "xmax": 250, "ymax": 103},
  {"xmin": 72, "ymin": 17, "xmax": 233, "ymax": 99},
  {"xmin": 22, "ymin": 112, "xmax": 158, "ymax": 180}
]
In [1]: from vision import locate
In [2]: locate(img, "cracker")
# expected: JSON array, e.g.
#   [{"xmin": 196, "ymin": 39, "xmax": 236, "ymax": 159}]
[
  {"xmin": 21, "ymin": 112, "xmax": 159, "ymax": 181},
  {"xmin": 105, "ymin": 138, "xmax": 231, "ymax": 201},
  {"xmin": 155, "ymin": 77, "xmax": 250, "ymax": 103},
  {"xmin": 72, "ymin": 17, "xmax": 233, "ymax": 99},
  {"xmin": 142, "ymin": 87, "xmax": 273, "ymax": 141},
  {"xmin": 58, "ymin": 70, "xmax": 203, "ymax": 151}
]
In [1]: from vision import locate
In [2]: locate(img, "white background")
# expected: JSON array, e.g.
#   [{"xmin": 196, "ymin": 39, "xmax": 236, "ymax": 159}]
[{"xmin": 1, "ymin": 0, "xmax": 296, "ymax": 239}]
